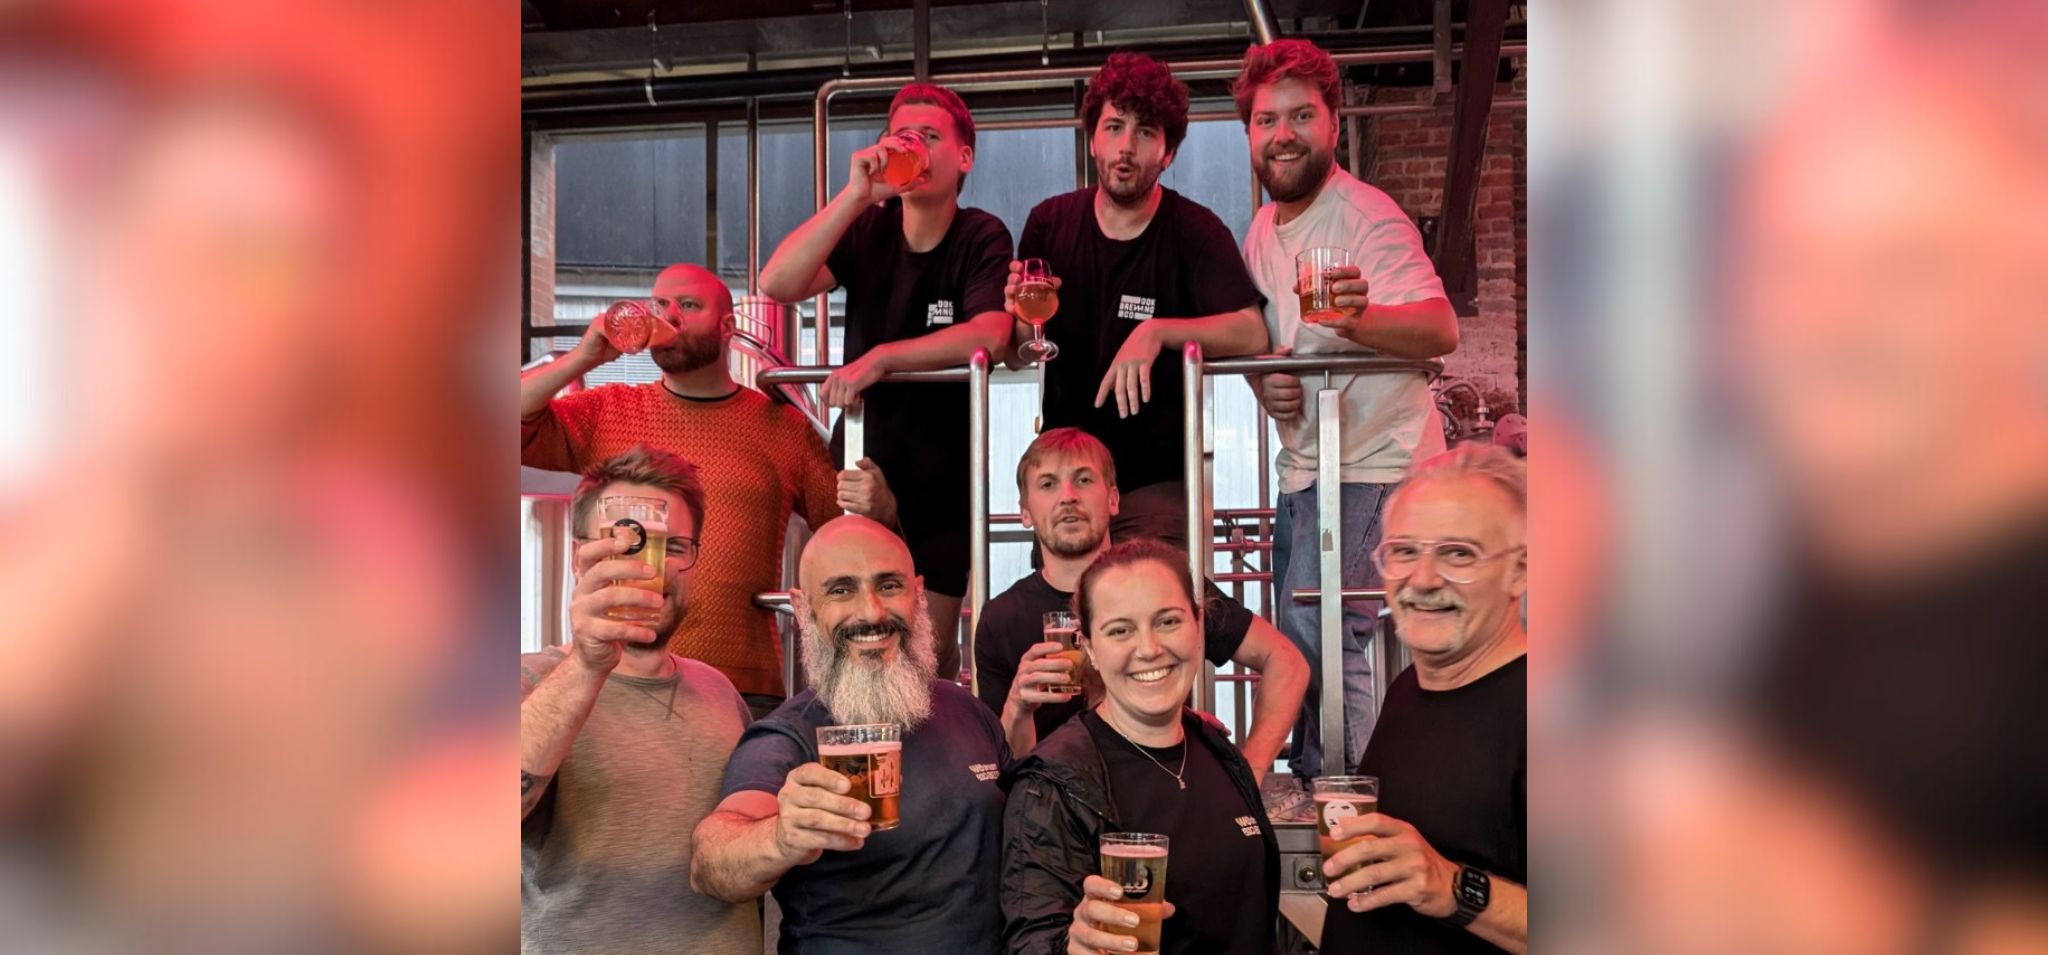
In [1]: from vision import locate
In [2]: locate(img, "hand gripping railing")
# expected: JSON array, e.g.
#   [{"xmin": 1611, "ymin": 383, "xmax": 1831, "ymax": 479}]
[
  {"xmin": 1183, "ymin": 344, "xmax": 1443, "ymax": 770},
  {"xmin": 755, "ymin": 349, "xmax": 994, "ymax": 699}
]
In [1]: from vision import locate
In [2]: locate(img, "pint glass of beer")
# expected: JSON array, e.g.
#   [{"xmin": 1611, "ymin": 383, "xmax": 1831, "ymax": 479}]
[
  {"xmin": 817, "ymin": 723, "xmax": 903, "ymax": 832},
  {"xmin": 599, "ymin": 495, "xmax": 669, "ymax": 623},
  {"xmin": 1099, "ymin": 833, "xmax": 1169, "ymax": 953},
  {"xmin": 1294, "ymin": 247, "xmax": 1356, "ymax": 325},
  {"xmin": 1313, "ymin": 775, "xmax": 1379, "ymax": 896},
  {"xmin": 1041, "ymin": 610, "xmax": 1082, "ymax": 694},
  {"xmin": 599, "ymin": 299, "xmax": 678, "ymax": 353},
  {"xmin": 880, "ymin": 130, "xmax": 930, "ymax": 190}
]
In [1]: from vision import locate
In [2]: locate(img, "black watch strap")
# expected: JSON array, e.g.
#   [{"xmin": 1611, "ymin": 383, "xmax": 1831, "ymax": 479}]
[{"xmin": 1443, "ymin": 865, "xmax": 1490, "ymax": 928}]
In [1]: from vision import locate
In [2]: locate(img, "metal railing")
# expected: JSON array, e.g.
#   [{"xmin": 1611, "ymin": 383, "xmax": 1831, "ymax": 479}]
[
  {"xmin": 1185, "ymin": 345, "xmax": 1443, "ymax": 774},
  {"xmin": 755, "ymin": 348, "xmax": 994, "ymax": 699}
]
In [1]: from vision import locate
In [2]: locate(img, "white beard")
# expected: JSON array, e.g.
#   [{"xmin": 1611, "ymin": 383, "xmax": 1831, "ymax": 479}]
[{"xmin": 794, "ymin": 589, "xmax": 938, "ymax": 729}]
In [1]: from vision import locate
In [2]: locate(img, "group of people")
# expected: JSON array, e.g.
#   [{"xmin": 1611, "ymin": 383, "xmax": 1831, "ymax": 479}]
[{"xmin": 520, "ymin": 36, "xmax": 1526, "ymax": 955}]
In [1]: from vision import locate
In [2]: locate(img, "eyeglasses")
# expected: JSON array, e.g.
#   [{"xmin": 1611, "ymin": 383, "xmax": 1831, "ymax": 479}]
[
  {"xmin": 576, "ymin": 535, "xmax": 701, "ymax": 571},
  {"xmin": 1370, "ymin": 539, "xmax": 1523, "ymax": 585}
]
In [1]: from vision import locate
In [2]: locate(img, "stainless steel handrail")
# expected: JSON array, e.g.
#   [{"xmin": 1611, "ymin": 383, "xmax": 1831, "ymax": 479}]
[
  {"xmin": 752, "ymin": 350, "xmax": 994, "ymax": 698},
  {"xmin": 1185, "ymin": 347, "xmax": 1441, "ymax": 772}
]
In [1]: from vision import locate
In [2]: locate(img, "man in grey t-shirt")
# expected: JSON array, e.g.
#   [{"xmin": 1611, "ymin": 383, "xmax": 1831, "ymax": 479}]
[{"xmin": 521, "ymin": 446, "xmax": 761, "ymax": 954}]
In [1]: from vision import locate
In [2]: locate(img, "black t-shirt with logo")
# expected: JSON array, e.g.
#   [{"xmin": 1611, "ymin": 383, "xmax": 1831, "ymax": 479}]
[
  {"xmin": 719, "ymin": 681, "xmax": 1013, "ymax": 954},
  {"xmin": 1018, "ymin": 188, "xmax": 1264, "ymax": 493},
  {"xmin": 825, "ymin": 199, "xmax": 1013, "ymax": 594},
  {"xmin": 1083, "ymin": 711, "xmax": 1273, "ymax": 955},
  {"xmin": 1320, "ymin": 656, "xmax": 1526, "ymax": 954},
  {"xmin": 973, "ymin": 570, "xmax": 1256, "ymax": 741}
]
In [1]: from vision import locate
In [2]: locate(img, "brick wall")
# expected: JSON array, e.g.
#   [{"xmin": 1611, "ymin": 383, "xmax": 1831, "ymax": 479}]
[
  {"xmin": 1352, "ymin": 61, "xmax": 1527, "ymax": 413},
  {"xmin": 527, "ymin": 130, "xmax": 557, "ymax": 357}
]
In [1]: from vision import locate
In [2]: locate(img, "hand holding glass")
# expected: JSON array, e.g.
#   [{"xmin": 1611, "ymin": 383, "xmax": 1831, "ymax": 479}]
[{"xmin": 1014, "ymin": 258, "xmax": 1060, "ymax": 362}]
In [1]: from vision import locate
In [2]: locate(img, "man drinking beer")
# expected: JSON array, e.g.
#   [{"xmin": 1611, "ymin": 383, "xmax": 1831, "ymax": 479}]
[
  {"xmin": 760, "ymin": 84, "xmax": 1014, "ymax": 680},
  {"xmin": 691, "ymin": 516, "xmax": 1021, "ymax": 954}
]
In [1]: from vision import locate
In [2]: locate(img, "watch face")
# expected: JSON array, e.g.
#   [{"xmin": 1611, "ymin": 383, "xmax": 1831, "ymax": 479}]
[{"xmin": 1457, "ymin": 868, "xmax": 1490, "ymax": 907}]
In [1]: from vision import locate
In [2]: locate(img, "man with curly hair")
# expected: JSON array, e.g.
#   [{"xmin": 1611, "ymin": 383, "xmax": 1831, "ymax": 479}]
[{"xmin": 1003, "ymin": 51, "xmax": 1270, "ymax": 552}]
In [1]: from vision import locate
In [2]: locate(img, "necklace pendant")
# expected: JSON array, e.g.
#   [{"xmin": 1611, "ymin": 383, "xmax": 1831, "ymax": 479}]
[{"xmin": 1177, "ymin": 778, "xmax": 1186, "ymax": 790}]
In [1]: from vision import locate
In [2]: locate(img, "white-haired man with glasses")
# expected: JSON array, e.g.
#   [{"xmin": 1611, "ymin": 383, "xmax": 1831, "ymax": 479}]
[{"xmin": 1317, "ymin": 443, "xmax": 1528, "ymax": 955}]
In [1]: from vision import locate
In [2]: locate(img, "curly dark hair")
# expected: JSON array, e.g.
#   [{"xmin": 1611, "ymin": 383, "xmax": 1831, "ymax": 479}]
[{"xmin": 1082, "ymin": 51, "xmax": 1190, "ymax": 155}]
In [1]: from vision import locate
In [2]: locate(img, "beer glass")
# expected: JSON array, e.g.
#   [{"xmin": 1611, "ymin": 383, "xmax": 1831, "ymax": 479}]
[
  {"xmin": 599, "ymin": 495, "xmax": 669, "ymax": 623},
  {"xmin": 1041, "ymin": 610, "xmax": 1082, "ymax": 695},
  {"xmin": 1014, "ymin": 258, "xmax": 1061, "ymax": 362},
  {"xmin": 1313, "ymin": 776, "xmax": 1379, "ymax": 897},
  {"xmin": 1295, "ymin": 247, "xmax": 1356, "ymax": 325},
  {"xmin": 599, "ymin": 299, "xmax": 678, "ymax": 354},
  {"xmin": 1100, "ymin": 833, "xmax": 1169, "ymax": 954},
  {"xmin": 817, "ymin": 723, "xmax": 903, "ymax": 832},
  {"xmin": 880, "ymin": 130, "xmax": 930, "ymax": 190}
]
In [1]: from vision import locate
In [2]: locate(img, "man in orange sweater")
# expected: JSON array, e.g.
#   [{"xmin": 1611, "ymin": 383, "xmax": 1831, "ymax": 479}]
[{"xmin": 522, "ymin": 263, "xmax": 895, "ymax": 717}]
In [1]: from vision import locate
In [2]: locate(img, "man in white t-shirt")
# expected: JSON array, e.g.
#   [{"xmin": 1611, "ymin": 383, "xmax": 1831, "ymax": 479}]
[{"xmin": 1232, "ymin": 38, "xmax": 1459, "ymax": 782}]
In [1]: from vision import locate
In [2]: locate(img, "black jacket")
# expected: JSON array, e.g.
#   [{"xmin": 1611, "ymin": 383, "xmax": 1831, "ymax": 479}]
[{"xmin": 998, "ymin": 709, "xmax": 1281, "ymax": 955}]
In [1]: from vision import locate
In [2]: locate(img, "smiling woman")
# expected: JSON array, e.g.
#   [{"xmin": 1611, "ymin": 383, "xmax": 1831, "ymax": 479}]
[{"xmin": 999, "ymin": 539, "xmax": 1282, "ymax": 955}]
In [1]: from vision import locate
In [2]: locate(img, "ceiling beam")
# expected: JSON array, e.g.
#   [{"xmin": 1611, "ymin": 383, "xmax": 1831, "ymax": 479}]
[{"xmin": 1430, "ymin": 0, "xmax": 1507, "ymax": 316}]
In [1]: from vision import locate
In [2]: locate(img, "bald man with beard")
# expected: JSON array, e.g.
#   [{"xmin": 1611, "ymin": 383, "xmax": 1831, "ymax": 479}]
[
  {"xmin": 692, "ymin": 517, "xmax": 1020, "ymax": 955},
  {"xmin": 522, "ymin": 263, "xmax": 889, "ymax": 716}
]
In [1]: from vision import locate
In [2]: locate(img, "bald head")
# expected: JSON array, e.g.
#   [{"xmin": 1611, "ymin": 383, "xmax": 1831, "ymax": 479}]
[
  {"xmin": 799, "ymin": 515, "xmax": 916, "ymax": 595},
  {"xmin": 653, "ymin": 262, "xmax": 733, "ymax": 316}
]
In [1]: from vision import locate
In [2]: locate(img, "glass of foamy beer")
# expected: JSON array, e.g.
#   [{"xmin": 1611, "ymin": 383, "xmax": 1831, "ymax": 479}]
[
  {"xmin": 1014, "ymin": 258, "xmax": 1061, "ymax": 362},
  {"xmin": 1041, "ymin": 610, "xmax": 1082, "ymax": 694},
  {"xmin": 599, "ymin": 495, "xmax": 669, "ymax": 623},
  {"xmin": 880, "ymin": 130, "xmax": 930, "ymax": 191},
  {"xmin": 1294, "ymin": 247, "xmax": 1356, "ymax": 325},
  {"xmin": 1313, "ymin": 775, "xmax": 1379, "ymax": 897},
  {"xmin": 817, "ymin": 723, "xmax": 903, "ymax": 832},
  {"xmin": 1100, "ymin": 833, "xmax": 1169, "ymax": 953}
]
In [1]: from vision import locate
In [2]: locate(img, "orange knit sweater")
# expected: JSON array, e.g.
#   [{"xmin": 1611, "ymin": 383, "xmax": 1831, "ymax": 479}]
[{"xmin": 523, "ymin": 383, "xmax": 840, "ymax": 696}]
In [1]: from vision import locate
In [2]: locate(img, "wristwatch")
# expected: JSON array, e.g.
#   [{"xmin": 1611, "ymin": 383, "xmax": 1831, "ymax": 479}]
[{"xmin": 1443, "ymin": 865, "xmax": 1491, "ymax": 928}]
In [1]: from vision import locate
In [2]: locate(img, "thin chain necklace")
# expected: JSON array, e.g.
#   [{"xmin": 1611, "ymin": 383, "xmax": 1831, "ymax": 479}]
[{"xmin": 1100, "ymin": 708, "xmax": 1188, "ymax": 790}]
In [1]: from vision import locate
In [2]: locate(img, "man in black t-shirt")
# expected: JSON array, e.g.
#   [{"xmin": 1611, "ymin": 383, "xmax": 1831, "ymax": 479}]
[
  {"xmin": 973, "ymin": 428, "xmax": 1308, "ymax": 772},
  {"xmin": 1319, "ymin": 445, "xmax": 1528, "ymax": 954},
  {"xmin": 761, "ymin": 83, "xmax": 1014, "ymax": 679},
  {"xmin": 1000, "ymin": 52, "xmax": 1269, "ymax": 548}
]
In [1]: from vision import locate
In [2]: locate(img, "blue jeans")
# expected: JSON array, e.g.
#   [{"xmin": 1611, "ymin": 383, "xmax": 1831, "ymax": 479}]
[{"xmin": 1273, "ymin": 481, "xmax": 1391, "ymax": 780}]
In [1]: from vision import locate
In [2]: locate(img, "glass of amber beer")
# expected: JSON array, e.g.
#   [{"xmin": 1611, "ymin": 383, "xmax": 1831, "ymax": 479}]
[
  {"xmin": 1041, "ymin": 610, "xmax": 1082, "ymax": 695},
  {"xmin": 1294, "ymin": 247, "xmax": 1356, "ymax": 325},
  {"xmin": 817, "ymin": 723, "xmax": 903, "ymax": 832},
  {"xmin": 1014, "ymin": 258, "xmax": 1061, "ymax": 362},
  {"xmin": 1100, "ymin": 833, "xmax": 1169, "ymax": 953},
  {"xmin": 599, "ymin": 299, "xmax": 678, "ymax": 353},
  {"xmin": 880, "ymin": 130, "xmax": 930, "ymax": 191},
  {"xmin": 599, "ymin": 495, "xmax": 669, "ymax": 624},
  {"xmin": 1313, "ymin": 775, "xmax": 1379, "ymax": 898}
]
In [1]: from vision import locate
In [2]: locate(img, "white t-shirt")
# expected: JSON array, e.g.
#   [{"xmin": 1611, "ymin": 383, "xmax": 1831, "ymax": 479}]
[{"xmin": 1241, "ymin": 169, "xmax": 1448, "ymax": 491}]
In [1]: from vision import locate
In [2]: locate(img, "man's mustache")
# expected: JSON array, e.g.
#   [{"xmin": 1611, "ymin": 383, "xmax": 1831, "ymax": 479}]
[{"xmin": 834, "ymin": 618, "xmax": 909, "ymax": 644}]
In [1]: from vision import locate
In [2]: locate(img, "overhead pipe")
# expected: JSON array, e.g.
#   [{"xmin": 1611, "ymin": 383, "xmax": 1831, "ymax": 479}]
[{"xmin": 1243, "ymin": 0, "xmax": 1280, "ymax": 45}]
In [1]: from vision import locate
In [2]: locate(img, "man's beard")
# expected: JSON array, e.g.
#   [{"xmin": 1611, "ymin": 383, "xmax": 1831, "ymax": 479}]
[
  {"xmin": 625, "ymin": 594, "xmax": 685, "ymax": 652},
  {"xmin": 1095, "ymin": 153, "xmax": 1164, "ymax": 207},
  {"xmin": 651, "ymin": 326, "xmax": 724, "ymax": 374},
  {"xmin": 1038, "ymin": 512, "xmax": 1108, "ymax": 559},
  {"xmin": 1254, "ymin": 142, "xmax": 1334, "ymax": 204},
  {"xmin": 794, "ymin": 589, "xmax": 938, "ymax": 729},
  {"xmin": 1391, "ymin": 583, "xmax": 1470, "ymax": 651}
]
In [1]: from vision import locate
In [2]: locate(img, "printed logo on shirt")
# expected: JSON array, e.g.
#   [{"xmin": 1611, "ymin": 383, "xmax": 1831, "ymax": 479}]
[
  {"xmin": 1236, "ymin": 814, "xmax": 1263, "ymax": 837},
  {"xmin": 1115, "ymin": 294, "xmax": 1156, "ymax": 322},
  {"xmin": 927, "ymin": 299, "xmax": 956, "ymax": 326},
  {"xmin": 969, "ymin": 762, "xmax": 1000, "ymax": 782}
]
